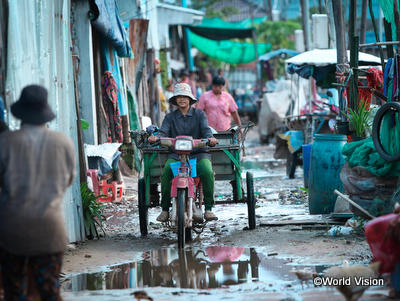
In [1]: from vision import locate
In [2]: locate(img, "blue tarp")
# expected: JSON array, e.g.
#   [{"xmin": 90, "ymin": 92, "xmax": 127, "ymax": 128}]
[
  {"xmin": 286, "ymin": 63, "xmax": 335, "ymax": 82},
  {"xmin": 91, "ymin": 0, "xmax": 132, "ymax": 58},
  {"xmin": 259, "ymin": 49, "xmax": 299, "ymax": 61}
]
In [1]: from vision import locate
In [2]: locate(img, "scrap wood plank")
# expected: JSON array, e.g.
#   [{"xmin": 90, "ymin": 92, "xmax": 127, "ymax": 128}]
[{"xmin": 259, "ymin": 219, "xmax": 344, "ymax": 227}]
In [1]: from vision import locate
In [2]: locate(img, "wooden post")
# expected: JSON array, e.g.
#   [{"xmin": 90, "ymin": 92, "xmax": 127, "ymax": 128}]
[
  {"xmin": 384, "ymin": 19, "xmax": 395, "ymax": 58},
  {"xmin": 264, "ymin": 0, "xmax": 272, "ymax": 20},
  {"xmin": 300, "ymin": 0, "xmax": 311, "ymax": 51},
  {"xmin": 348, "ymin": 0, "xmax": 356, "ymax": 49},
  {"xmin": 72, "ymin": 57, "xmax": 88, "ymax": 183},
  {"xmin": 325, "ymin": 0, "xmax": 336, "ymax": 48},
  {"xmin": 368, "ymin": 0, "xmax": 385, "ymax": 68},
  {"xmin": 250, "ymin": 8, "xmax": 261, "ymax": 92},
  {"xmin": 120, "ymin": 59, "xmax": 131, "ymax": 144},
  {"xmin": 350, "ymin": 36, "xmax": 359, "ymax": 110},
  {"xmin": 147, "ymin": 49, "xmax": 156, "ymax": 125},
  {"xmin": 348, "ymin": 0, "xmax": 358, "ymax": 111},
  {"xmin": 360, "ymin": 0, "xmax": 368, "ymax": 44},
  {"xmin": 332, "ymin": 1, "xmax": 347, "ymax": 64},
  {"xmin": 332, "ymin": 0, "xmax": 348, "ymax": 121},
  {"xmin": 393, "ymin": 0, "xmax": 400, "ymax": 49}
]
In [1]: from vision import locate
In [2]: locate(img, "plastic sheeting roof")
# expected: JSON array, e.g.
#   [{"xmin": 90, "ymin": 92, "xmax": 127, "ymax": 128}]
[
  {"xmin": 186, "ymin": 17, "xmax": 265, "ymax": 40},
  {"xmin": 189, "ymin": 31, "xmax": 271, "ymax": 64},
  {"xmin": 259, "ymin": 49, "xmax": 299, "ymax": 61},
  {"xmin": 285, "ymin": 49, "xmax": 381, "ymax": 66}
]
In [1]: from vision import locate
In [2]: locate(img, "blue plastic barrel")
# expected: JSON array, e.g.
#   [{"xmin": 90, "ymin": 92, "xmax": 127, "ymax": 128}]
[
  {"xmin": 308, "ymin": 134, "xmax": 347, "ymax": 214},
  {"xmin": 302, "ymin": 144, "xmax": 312, "ymax": 188}
]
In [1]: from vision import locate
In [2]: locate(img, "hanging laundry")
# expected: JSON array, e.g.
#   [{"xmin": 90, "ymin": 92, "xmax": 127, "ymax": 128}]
[
  {"xmin": 394, "ymin": 54, "xmax": 400, "ymax": 101},
  {"xmin": 102, "ymin": 71, "xmax": 123, "ymax": 143},
  {"xmin": 100, "ymin": 38, "xmax": 128, "ymax": 116},
  {"xmin": 367, "ymin": 68, "xmax": 383, "ymax": 93},
  {"xmin": 383, "ymin": 58, "xmax": 393, "ymax": 97}
]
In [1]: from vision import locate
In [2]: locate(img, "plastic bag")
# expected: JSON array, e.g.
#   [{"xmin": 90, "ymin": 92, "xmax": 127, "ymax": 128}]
[{"xmin": 365, "ymin": 213, "xmax": 400, "ymax": 274}]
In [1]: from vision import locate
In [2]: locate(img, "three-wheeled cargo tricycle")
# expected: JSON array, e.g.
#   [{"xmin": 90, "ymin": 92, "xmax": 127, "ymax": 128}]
[{"xmin": 131, "ymin": 124, "xmax": 256, "ymax": 247}]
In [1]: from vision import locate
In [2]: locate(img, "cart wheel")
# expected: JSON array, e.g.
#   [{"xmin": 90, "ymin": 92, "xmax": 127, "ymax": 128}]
[
  {"xmin": 138, "ymin": 178, "xmax": 148, "ymax": 237},
  {"xmin": 177, "ymin": 189, "xmax": 186, "ymax": 248},
  {"xmin": 372, "ymin": 102, "xmax": 400, "ymax": 162},
  {"xmin": 246, "ymin": 172, "xmax": 256, "ymax": 230}
]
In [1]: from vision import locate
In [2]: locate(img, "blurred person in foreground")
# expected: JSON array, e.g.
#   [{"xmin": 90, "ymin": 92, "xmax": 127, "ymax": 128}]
[
  {"xmin": 197, "ymin": 76, "xmax": 241, "ymax": 132},
  {"xmin": 0, "ymin": 85, "xmax": 76, "ymax": 300}
]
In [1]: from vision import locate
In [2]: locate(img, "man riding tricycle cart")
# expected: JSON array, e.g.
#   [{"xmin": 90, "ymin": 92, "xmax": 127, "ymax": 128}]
[{"xmin": 131, "ymin": 83, "xmax": 256, "ymax": 248}]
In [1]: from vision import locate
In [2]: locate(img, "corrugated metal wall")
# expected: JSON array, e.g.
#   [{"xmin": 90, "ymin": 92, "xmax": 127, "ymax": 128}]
[{"xmin": 5, "ymin": 0, "xmax": 85, "ymax": 242}]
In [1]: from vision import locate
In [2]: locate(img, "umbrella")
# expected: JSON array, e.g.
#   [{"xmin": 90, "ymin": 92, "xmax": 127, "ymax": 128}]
[{"xmin": 285, "ymin": 49, "xmax": 381, "ymax": 66}]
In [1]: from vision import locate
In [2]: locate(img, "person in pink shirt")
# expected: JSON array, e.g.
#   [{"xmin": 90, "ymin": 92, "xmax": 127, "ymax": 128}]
[{"xmin": 197, "ymin": 76, "xmax": 241, "ymax": 131}]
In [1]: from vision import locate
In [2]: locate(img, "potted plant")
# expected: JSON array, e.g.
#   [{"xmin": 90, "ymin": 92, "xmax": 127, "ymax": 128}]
[
  {"xmin": 81, "ymin": 182, "xmax": 106, "ymax": 239},
  {"xmin": 347, "ymin": 96, "xmax": 372, "ymax": 140}
]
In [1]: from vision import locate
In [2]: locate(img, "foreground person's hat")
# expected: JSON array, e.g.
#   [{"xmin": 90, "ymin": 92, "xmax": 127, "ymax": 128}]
[
  {"xmin": 11, "ymin": 85, "xmax": 56, "ymax": 124},
  {"xmin": 168, "ymin": 83, "xmax": 197, "ymax": 106}
]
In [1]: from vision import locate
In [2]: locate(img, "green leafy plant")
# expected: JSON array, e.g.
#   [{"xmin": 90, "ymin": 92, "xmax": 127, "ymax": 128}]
[
  {"xmin": 346, "ymin": 97, "xmax": 372, "ymax": 138},
  {"xmin": 81, "ymin": 182, "xmax": 106, "ymax": 239},
  {"xmin": 299, "ymin": 187, "xmax": 309, "ymax": 193}
]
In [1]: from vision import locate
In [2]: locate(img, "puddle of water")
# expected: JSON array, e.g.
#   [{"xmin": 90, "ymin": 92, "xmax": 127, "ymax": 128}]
[{"xmin": 62, "ymin": 247, "xmax": 330, "ymax": 292}]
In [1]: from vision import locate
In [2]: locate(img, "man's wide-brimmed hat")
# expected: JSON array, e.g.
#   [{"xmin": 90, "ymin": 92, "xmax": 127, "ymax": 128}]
[
  {"xmin": 168, "ymin": 83, "xmax": 197, "ymax": 106},
  {"xmin": 11, "ymin": 85, "xmax": 55, "ymax": 124}
]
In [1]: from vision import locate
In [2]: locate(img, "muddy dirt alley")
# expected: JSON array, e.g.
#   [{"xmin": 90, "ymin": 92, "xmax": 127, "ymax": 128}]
[{"xmin": 61, "ymin": 129, "xmax": 390, "ymax": 300}]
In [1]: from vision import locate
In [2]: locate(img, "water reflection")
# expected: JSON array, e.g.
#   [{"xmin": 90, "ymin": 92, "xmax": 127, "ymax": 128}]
[{"xmin": 62, "ymin": 247, "xmax": 326, "ymax": 292}]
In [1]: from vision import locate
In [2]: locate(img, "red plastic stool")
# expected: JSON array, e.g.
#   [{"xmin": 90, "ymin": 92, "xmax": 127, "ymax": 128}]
[
  {"xmin": 99, "ymin": 180, "xmax": 124, "ymax": 202},
  {"xmin": 86, "ymin": 169, "xmax": 123, "ymax": 202}
]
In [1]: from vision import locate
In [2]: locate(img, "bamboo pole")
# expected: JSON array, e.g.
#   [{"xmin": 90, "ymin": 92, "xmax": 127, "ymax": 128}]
[
  {"xmin": 393, "ymin": 0, "xmax": 400, "ymax": 48},
  {"xmin": 368, "ymin": 0, "xmax": 385, "ymax": 68},
  {"xmin": 348, "ymin": 0, "xmax": 356, "ymax": 49},
  {"xmin": 334, "ymin": 190, "xmax": 376, "ymax": 220},
  {"xmin": 360, "ymin": 0, "xmax": 368, "ymax": 44},
  {"xmin": 300, "ymin": 0, "xmax": 311, "ymax": 51},
  {"xmin": 332, "ymin": 0, "xmax": 348, "ymax": 122},
  {"xmin": 72, "ymin": 57, "xmax": 88, "ymax": 183},
  {"xmin": 350, "ymin": 36, "xmax": 359, "ymax": 110},
  {"xmin": 384, "ymin": 19, "xmax": 395, "ymax": 58},
  {"xmin": 360, "ymin": 41, "xmax": 400, "ymax": 48}
]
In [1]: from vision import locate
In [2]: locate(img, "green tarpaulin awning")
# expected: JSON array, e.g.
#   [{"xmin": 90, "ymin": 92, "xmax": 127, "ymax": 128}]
[
  {"xmin": 187, "ymin": 17, "xmax": 270, "ymax": 64},
  {"xmin": 189, "ymin": 31, "xmax": 271, "ymax": 65}
]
